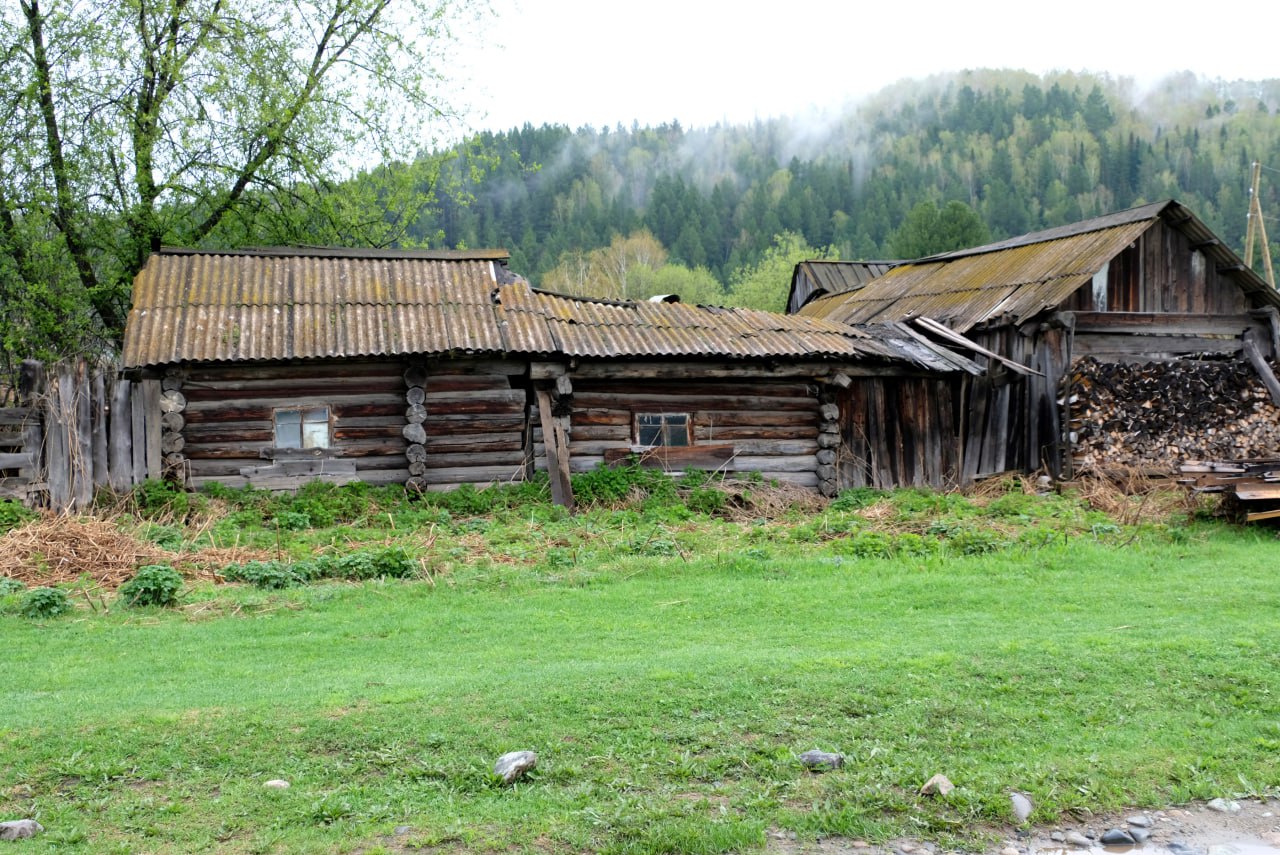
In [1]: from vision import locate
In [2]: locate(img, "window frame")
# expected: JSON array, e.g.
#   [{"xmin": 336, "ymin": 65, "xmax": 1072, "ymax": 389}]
[
  {"xmin": 633, "ymin": 412, "xmax": 692, "ymax": 448},
  {"xmin": 272, "ymin": 405, "xmax": 332, "ymax": 451}
]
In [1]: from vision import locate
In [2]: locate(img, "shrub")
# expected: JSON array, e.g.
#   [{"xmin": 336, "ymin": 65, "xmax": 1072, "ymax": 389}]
[
  {"xmin": 829, "ymin": 488, "xmax": 884, "ymax": 512},
  {"xmin": 132, "ymin": 479, "xmax": 191, "ymax": 520},
  {"xmin": 21, "ymin": 586, "xmax": 71, "ymax": 618},
  {"xmin": 271, "ymin": 509, "xmax": 313, "ymax": 531},
  {"xmin": 0, "ymin": 500, "xmax": 35, "ymax": 533},
  {"xmin": 0, "ymin": 577, "xmax": 24, "ymax": 595},
  {"xmin": 834, "ymin": 530, "xmax": 896, "ymax": 559},
  {"xmin": 118, "ymin": 564, "xmax": 184, "ymax": 608},
  {"xmin": 685, "ymin": 486, "xmax": 726, "ymax": 515},
  {"xmin": 945, "ymin": 526, "xmax": 1009, "ymax": 555},
  {"xmin": 222, "ymin": 560, "xmax": 305, "ymax": 589},
  {"xmin": 316, "ymin": 546, "xmax": 418, "ymax": 580}
]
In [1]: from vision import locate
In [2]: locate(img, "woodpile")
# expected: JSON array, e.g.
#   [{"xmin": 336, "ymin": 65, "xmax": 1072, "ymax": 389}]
[{"xmin": 1069, "ymin": 356, "xmax": 1280, "ymax": 472}]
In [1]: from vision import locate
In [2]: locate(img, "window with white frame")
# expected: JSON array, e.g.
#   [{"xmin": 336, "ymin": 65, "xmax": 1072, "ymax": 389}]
[
  {"xmin": 635, "ymin": 413, "xmax": 690, "ymax": 447},
  {"xmin": 274, "ymin": 406, "xmax": 331, "ymax": 449}
]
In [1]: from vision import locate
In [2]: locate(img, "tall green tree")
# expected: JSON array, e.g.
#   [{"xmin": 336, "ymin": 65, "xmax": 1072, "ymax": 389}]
[
  {"xmin": 888, "ymin": 200, "xmax": 991, "ymax": 259},
  {"xmin": 1, "ymin": 0, "xmax": 482, "ymax": 355},
  {"xmin": 726, "ymin": 232, "xmax": 835, "ymax": 313}
]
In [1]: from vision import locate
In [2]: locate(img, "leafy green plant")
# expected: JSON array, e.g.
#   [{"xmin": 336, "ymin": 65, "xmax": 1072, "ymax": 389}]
[
  {"xmin": 272, "ymin": 509, "xmax": 313, "ymax": 531},
  {"xmin": 829, "ymin": 487, "xmax": 883, "ymax": 512},
  {"xmin": 118, "ymin": 564, "xmax": 184, "ymax": 608},
  {"xmin": 834, "ymin": 530, "xmax": 896, "ymax": 559},
  {"xmin": 685, "ymin": 486, "xmax": 726, "ymax": 515},
  {"xmin": 0, "ymin": 499, "xmax": 36, "ymax": 533},
  {"xmin": 0, "ymin": 577, "xmax": 24, "ymax": 595},
  {"xmin": 132, "ymin": 479, "xmax": 191, "ymax": 520},
  {"xmin": 21, "ymin": 586, "xmax": 71, "ymax": 618},
  {"xmin": 222, "ymin": 560, "xmax": 306, "ymax": 589},
  {"xmin": 945, "ymin": 525, "xmax": 1009, "ymax": 555}
]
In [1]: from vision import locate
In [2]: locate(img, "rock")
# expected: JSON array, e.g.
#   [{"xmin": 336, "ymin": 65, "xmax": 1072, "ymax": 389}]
[
  {"xmin": 1127, "ymin": 815, "xmax": 1152, "ymax": 828},
  {"xmin": 900, "ymin": 842, "xmax": 916, "ymax": 853},
  {"xmin": 919, "ymin": 773, "xmax": 954, "ymax": 796},
  {"xmin": 1065, "ymin": 831, "xmax": 1093, "ymax": 847},
  {"xmin": 0, "ymin": 820, "xmax": 43, "ymax": 841},
  {"xmin": 1131, "ymin": 828, "xmax": 1152, "ymax": 843},
  {"xmin": 852, "ymin": 841, "xmax": 870, "ymax": 849},
  {"xmin": 393, "ymin": 825, "xmax": 412, "ymax": 836},
  {"xmin": 263, "ymin": 779, "xmax": 290, "ymax": 789},
  {"xmin": 1101, "ymin": 828, "xmax": 1135, "ymax": 845},
  {"xmin": 1050, "ymin": 832, "xmax": 1065, "ymax": 843},
  {"xmin": 799, "ymin": 750, "xmax": 844, "ymax": 771},
  {"xmin": 1206, "ymin": 798, "xmax": 1240, "ymax": 813},
  {"xmin": 1001, "ymin": 847, "xmax": 1020, "ymax": 855},
  {"xmin": 494, "ymin": 750, "xmax": 537, "ymax": 784},
  {"xmin": 1010, "ymin": 792, "xmax": 1033, "ymax": 823},
  {"xmin": 1261, "ymin": 832, "xmax": 1280, "ymax": 847}
]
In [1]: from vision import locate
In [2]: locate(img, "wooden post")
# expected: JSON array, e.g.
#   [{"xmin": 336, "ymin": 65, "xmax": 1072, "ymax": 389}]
[
  {"xmin": 46, "ymin": 367, "xmax": 73, "ymax": 511},
  {"xmin": 108, "ymin": 376, "xmax": 134, "ymax": 492},
  {"xmin": 1243, "ymin": 327, "xmax": 1280, "ymax": 406},
  {"xmin": 130, "ymin": 379, "xmax": 147, "ymax": 485},
  {"xmin": 91, "ymin": 370, "xmax": 109, "ymax": 488},
  {"xmin": 535, "ymin": 387, "xmax": 574, "ymax": 512},
  {"xmin": 142, "ymin": 379, "xmax": 162, "ymax": 480},
  {"xmin": 73, "ymin": 361, "xmax": 93, "ymax": 509}
]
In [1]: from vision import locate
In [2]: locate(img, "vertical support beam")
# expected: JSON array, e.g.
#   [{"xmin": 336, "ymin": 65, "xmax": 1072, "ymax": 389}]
[
  {"xmin": 130, "ymin": 379, "xmax": 147, "ymax": 485},
  {"xmin": 1243, "ymin": 327, "xmax": 1280, "ymax": 406},
  {"xmin": 91, "ymin": 370, "xmax": 109, "ymax": 488},
  {"xmin": 47, "ymin": 367, "xmax": 73, "ymax": 511},
  {"xmin": 535, "ymin": 387, "xmax": 574, "ymax": 512},
  {"xmin": 18, "ymin": 361, "xmax": 46, "ymax": 508}
]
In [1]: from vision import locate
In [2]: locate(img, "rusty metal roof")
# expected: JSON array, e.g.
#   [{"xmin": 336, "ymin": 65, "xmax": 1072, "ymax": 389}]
[
  {"xmin": 123, "ymin": 246, "xmax": 979, "ymax": 373},
  {"xmin": 798, "ymin": 201, "xmax": 1280, "ymax": 332}
]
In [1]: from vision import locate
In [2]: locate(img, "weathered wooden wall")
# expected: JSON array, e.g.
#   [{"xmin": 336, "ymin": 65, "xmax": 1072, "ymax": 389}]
[
  {"xmin": 180, "ymin": 360, "xmax": 409, "ymax": 489},
  {"xmin": 533, "ymin": 373, "xmax": 824, "ymax": 488},
  {"xmin": 1061, "ymin": 220, "xmax": 1252, "ymax": 315},
  {"xmin": 412, "ymin": 358, "xmax": 530, "ymax": 491},
  {"xmin": 839, "ymin": 377, "xmax": 961, "ymax": 489}
]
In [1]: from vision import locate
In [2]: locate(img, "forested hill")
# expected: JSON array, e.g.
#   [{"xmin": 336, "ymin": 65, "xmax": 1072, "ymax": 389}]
[{"xmin": 402, "ymin": 69, "xmax": 1280, "ymax": 308}]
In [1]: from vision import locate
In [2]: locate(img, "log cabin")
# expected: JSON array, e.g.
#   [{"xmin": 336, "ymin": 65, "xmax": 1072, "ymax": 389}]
[
  {"xmin": 791, "ymin": 200, "xmax": 1280, "ymax": 485},
  {"xmin": 121, "ymin": 246, "xmax": 982, "ymax": 504}
]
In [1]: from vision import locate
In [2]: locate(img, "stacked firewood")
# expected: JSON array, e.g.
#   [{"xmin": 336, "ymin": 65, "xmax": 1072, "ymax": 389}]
[{"xmin": 1069, "ymin": 356, "xmax": 1280, "ymax": 472}]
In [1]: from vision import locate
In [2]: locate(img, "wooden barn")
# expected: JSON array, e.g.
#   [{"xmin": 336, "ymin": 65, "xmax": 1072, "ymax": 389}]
[
  {"xmin": 122, "ymin": 246, "xmax": 981, "ymax": 505},
  {"xmin": 792, "ymin": 200, "xmax": 1280, "ymax": 486}
]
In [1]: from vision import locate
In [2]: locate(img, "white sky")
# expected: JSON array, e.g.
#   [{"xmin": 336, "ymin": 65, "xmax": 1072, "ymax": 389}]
[{"xmin": 449, "ymin": 0, "xmax": 1275, "ymax": 133}]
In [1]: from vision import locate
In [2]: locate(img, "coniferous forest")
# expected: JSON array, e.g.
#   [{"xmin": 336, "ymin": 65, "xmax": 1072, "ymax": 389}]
[{"xmin": 388, "ymin": 69, "xmax": 1280, "ymax": 310}]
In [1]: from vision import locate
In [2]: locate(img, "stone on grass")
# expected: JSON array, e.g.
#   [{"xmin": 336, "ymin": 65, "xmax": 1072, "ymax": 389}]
[
  {"xmin": 1101, "ymin": 828, "xmax": 1135, "ymax": 845},
  {"xmin": 494, "ymin": 750, "xmax": 537, "ymax": 785},
  {"xmin": 0, "ymin": 820, "xmax": 43, "ymax": 841},
  {"xmin": 1010, "ymin": 792, "xmax": 1033, "ymax": 823},
  {"xmin": 1206, "ymin": 798, "xmax": 1240, "ymax": 813},
  {"xmin": 263, "ymin": 779, "xmax": 290, "ymax": 789},
  {"xmin": 919, "ymin": 773, "xmax": 954, "ymax": 797},
  {"xmin": 798, "ymin": 750, "xmax": 844, "ymax": 771}
]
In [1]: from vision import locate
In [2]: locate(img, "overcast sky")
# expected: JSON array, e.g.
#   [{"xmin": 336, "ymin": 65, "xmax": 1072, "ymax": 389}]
[{"xmin": 449, "ymin": 0, "xmax": 1276, "ymax": 133}]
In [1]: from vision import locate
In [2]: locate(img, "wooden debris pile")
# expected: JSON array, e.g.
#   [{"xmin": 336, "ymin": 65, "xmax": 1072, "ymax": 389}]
[
  {"xmin": 1178, "ymin": 460, "xmax": 1280, "ymax": 522},
  {"xmin": 1069, "ymin": 356, "xmax": 1280, "ymax": 472}
]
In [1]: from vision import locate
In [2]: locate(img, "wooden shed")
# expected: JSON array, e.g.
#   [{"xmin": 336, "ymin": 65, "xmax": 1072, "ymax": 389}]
[
  {"xmin": 122, "ymin": 246, "xmax": 980, "ymax": 503},
  {"xmin": 793, "ymin": 200, "xmax": 1280, "ymax": 484}
]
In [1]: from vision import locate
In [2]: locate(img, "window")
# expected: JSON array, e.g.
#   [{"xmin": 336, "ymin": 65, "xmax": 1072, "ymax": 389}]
[
  {"xmin": 274, "ymin": 406, "xmax": 330, "ymax": 449},
  {"xmin": 635, "ymin": 413, "xmax": 690, "ymax": 447}
]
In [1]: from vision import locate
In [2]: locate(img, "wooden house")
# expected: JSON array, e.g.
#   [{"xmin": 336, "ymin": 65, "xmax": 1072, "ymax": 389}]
[
  {"xmin": 122, "ymin": 246, "xmax": 981, "ymax": 505},
  {"xmin": 792, "ymin": 200, "xmax": 1280, "ymax": 485}
]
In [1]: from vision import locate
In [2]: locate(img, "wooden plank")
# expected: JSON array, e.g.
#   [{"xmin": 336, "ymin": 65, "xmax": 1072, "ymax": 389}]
[
  {"xmin": 535, "ymin": 389, "xmax": 573, "ymax": 511},
  {"xmin": 421, "ymin": 450, "xmax": 529, "ymax": 469},
  {"xmin": 1061, "ymin": 311, "xmax": 1257, "ymax": 336},
  {"xmin": 0, "ymin": 407, "xmax": 34, "ymax": 427},
  {"xmin": 560, "ymin": 361, "xmax": 916, "ymax": 381},
  {"xmin": 423, "ymin": 464, "xmax": 531, "ymax": 485},
  {"xmin": 142, "ymin": 379, "xmax": 162, "ymax": 480},
  {"xmin": 184, "ymin": 392, "xmax": 406, "ymax": 413},
  {"xmin": 571, "ymin": 392, "xmax": 819, "ymax": 412},
  {"xmin": 46, "ymin": 370, "xmax": 73, "ymax": 510},
  {"xmin": 602, "ymin": 444, "xmax": 735, "ymax": 469},
  {"xmin": 185, "ymin": 360, "xmax": 405, "ymax": 383},
  {"xmin": 0, "ymin": 453, "xmax": 35, "ymax": 469},
  {"xmin": 1072, "ymin": 333, "xmax": 1243, "ymax": 356},
  {"xmin": 90, "ymin": 372, "xmax": 109, "ymax": 488}
]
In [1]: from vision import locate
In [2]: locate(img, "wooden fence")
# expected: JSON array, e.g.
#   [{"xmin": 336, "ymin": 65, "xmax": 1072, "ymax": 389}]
[{"xmin": 0, "ymin": 360, "xmax": 161, "ymax": 511}]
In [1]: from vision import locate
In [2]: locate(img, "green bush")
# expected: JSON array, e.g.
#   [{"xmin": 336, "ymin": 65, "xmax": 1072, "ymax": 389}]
[
  {"xmin": 685, "ymin": 486, "xmax": 726, "ymax": 515},
  {"xmin": 0, "ymin": 577, "xmax": 24, "ymax": 595},
  {"xmin": 0, "ymin": 500, "xmax": 35, "ymax": 533},
  {"xmin": 222, "ymin": 560, "xmax": 306, "ymax": 589},
  {"xmin": 945, "ymin": 526, "xmax": 1009, "ymax": 555},
  {"xmin": 834, "ymin": 530, "xmax": 896, "ymax": 559},
  {"xmin": 132, "ymin": 479, "xmax": 191, "ymax": 520},
  {"xmin": 315, "ymin": 546, "xmax": 418, "ymax": 580},
  {"xmin": 271, "ymin": 509, "xmax": 313, "ymax": 531},
  {"xmin": 829, "ymin": 488, "xmax": 884, "ymax": 512},
  {"xmin": 118, "ymin": 564, "xmax": 184, "ymax": 608},
  {"xmin": 21, "ymin": 586, "xmax": 71, "ymax": 619}
]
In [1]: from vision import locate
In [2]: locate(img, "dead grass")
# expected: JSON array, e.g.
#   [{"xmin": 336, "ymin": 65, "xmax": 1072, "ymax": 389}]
[
  {"xmin": 1069, "ymin": 469, "xmax": 1191, "ymax": 525},
  {"xmin": 0, "ymin": 513, "xmax": 270, "ymax": 590}
]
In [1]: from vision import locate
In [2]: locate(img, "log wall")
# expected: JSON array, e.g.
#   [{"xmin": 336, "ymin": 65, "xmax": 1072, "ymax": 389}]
[
  {"xmin": 414, "ymin": 358, "xmax": 531, "ymax": 491},
  {"xmin": 534, "ymin": 376, "xmax": 823, "ymax": 488},
  {"xmin": 181, "ymin": 360, "xmax": 410, "ymax": 489}
]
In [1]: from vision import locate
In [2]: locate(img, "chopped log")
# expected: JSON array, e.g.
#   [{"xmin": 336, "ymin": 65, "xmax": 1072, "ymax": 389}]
[
  {"xmin": 602, "ymin": 444, "xmax": 735, "ymax": 470},
  {"xmin": 404, "ymin": 364, "xmax": 428, "ymax": 388},
  {"xmin": 1242, "ymin": 328, "xmax": 1280, "ymax": 406},
  {"xmin": 161, "ymin": 431, "xmax": 185, "ymax": 454},
  {"xmin": 160, "ymin": 389, "xmax": 186, "ymax": 413},
  {"xmin": 161, "ymin": 411, "xmax": 185, "ymax": 433},
  {"xmin": 402, "ymin": 423, "xmax": 427, "ymax": 445},
  {"xmin": 406, "ymin": 444, "xmax": 427, "ymax": 463},
  {"xmin": 406, "ymin": 386, "xmax": 426, "ymax": 406},
  {"xmin": 406, "ymin": 403, "xmax": 428, "ymax": 424}
]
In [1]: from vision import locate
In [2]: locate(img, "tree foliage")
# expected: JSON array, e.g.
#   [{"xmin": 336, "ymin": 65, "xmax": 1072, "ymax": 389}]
[
  {"xmin": 888, "ymin": 200, "xmax": 991, "ymax": 259},
  {"xmin": 0, "ymin": 0, "xmax": 480, "ymax": 366}
]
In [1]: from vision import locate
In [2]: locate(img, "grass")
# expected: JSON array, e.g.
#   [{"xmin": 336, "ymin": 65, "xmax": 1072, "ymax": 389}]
[{"xmin": 1, "ymin": 477, "xmax": 1279, "ymax": 853}]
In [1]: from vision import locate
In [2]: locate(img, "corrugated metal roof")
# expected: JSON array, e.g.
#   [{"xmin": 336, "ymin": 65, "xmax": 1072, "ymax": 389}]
[
  {"xmin": 787, "ymin": 260, "xmax": 900, "ymax": 314},
  {"xmin": 123, "ymin": 246, "xmax": 978, "ymax": 373},
  {"xmin": 798, "ymin": 200, "xmax": 1280, "ymax": 332}
]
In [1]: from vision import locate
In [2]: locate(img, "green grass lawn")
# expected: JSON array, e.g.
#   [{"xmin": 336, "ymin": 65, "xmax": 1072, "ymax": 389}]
[{"xmin": 2, "ymin": 479, "xmax": 1279, "ymax": 853}]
